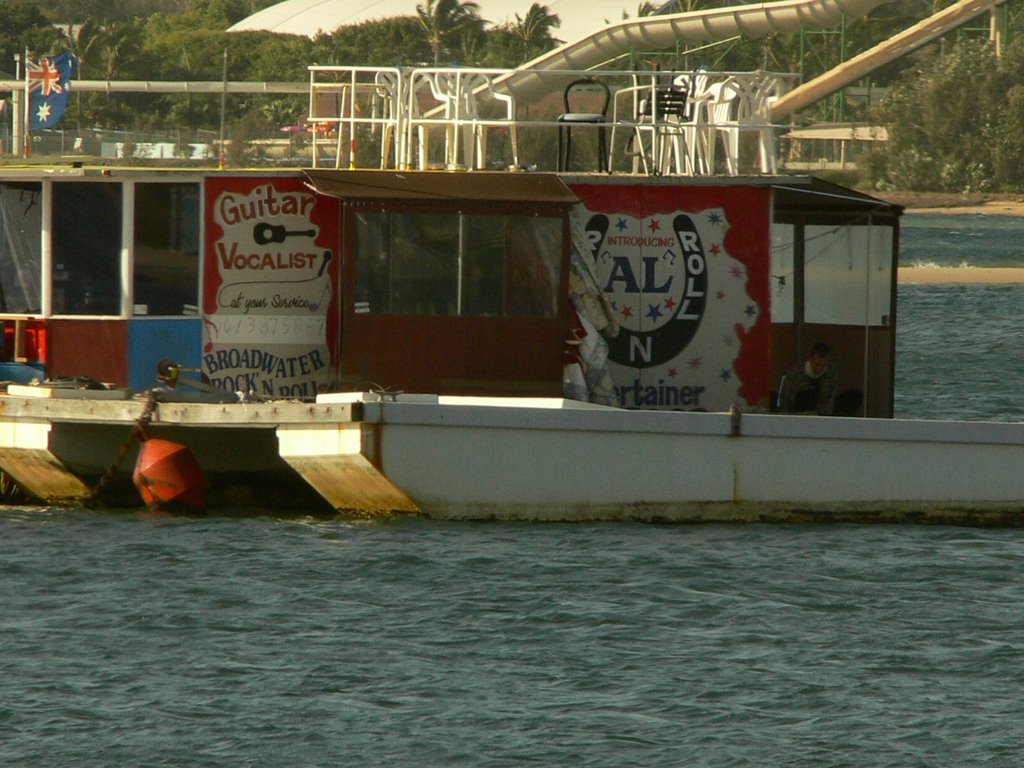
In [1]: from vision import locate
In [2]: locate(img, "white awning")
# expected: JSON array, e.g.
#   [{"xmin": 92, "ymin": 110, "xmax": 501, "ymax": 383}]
[
  {"xmin": 230, "ymin": 0, "xmax": 890, "ymax": 60},
  {"xmin": 493, "ymin": 0, "xmax": 889, "ymax": 102},
  {"xmin": 228, "ymin": 0, "xmax": 646, "ymax": 47}
]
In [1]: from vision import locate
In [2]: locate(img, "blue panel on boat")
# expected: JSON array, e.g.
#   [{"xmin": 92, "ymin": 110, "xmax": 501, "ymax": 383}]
[
  {"xmin": 127, "ymin": 319, "xmax": 202, "ymax": 392},
  {"xmin": 0, "ymin": 361, "xmax": 45, "ymax": 383}
]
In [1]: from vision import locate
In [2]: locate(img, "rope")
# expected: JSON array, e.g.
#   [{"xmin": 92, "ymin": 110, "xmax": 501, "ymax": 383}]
[{"xmin": 84, "ymin": 389, "xmax": 160, "ymax": 508}]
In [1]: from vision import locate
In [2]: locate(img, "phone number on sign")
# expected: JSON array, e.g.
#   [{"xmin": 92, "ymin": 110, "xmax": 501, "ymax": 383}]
[{"xmin": 211, "ymin": 315, "xmax": 326, "ymax": 345}]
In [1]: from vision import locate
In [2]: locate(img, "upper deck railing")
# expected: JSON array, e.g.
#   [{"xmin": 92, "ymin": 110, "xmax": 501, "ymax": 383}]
[{"xmin": 308, "ymin": 65, "xmax": 797, "ymax": 177}]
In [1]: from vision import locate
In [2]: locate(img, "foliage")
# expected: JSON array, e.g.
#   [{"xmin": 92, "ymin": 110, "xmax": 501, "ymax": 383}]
[
  {"xmin": 312, "ymin": 18, "xmax": 432, "ymax": 68},
  {"xmin": 0, "ymin": 1, "xmax": 64, "ymax": 72},
  {"xmin": 226, "ymin": 107, "xmax": 269, "ymax": 165},
  {"xmin": 416, "ymin": 0, "xmax": 485, "ymax": 65},
  {"xmin": 874, "ymin": 38, "xmax": 1017, "ymax": 192},
  {"xmin": 513, "ymin": 4, "xmax": 562, "ymax": 61},
  {"xmin": 481, "ymin": 3, "xmax": 562, "ymax": 67}
]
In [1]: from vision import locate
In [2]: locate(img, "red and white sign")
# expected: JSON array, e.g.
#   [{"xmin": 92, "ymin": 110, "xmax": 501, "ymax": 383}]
[
  {"xmin": 203, "ymin": 177, "xmax": 340, "ymax": 398},
  {"xmin": 568, "ymin": 183, "xmax": 771, "ymax": 411}
]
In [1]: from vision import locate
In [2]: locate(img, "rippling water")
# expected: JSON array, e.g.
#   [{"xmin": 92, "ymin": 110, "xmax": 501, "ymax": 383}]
[
  {"xmin": 4, "ymin": 511, "xmax": 1024, "ymax": 767},
  {"xmin": 895, "ymin": 213, "xmax": 1024, "ymax": 422},
  {"xmin": 901, "ymin": 213, "xmax": 1024, "ymax": 268},
  {"xmin": 896, "ymin": 283, "xmax": 1024, "ymax": 421},
  {"xmin": 3, "ymin": 214, "xmax": 1024, "ymax": 766}
]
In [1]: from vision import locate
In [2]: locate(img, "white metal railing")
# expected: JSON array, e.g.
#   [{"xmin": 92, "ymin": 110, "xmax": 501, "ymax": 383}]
[
  {"xmin": 308, "ymin": 65, "xmax": 796, "ymax": 176},
  {"xmin": 308, "ymin": 66, "xmax": 406, "ymax": 169}
]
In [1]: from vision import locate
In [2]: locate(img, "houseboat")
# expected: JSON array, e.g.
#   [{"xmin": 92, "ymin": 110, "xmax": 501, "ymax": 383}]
[{"xmin": 1, "ymin": 62, "xmax": 1017, "ymax": 523}]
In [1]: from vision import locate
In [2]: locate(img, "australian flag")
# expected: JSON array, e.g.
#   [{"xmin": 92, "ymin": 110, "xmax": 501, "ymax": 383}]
[{"xmin": 27, "ymin": 52, "xmax": 78, "ymax": 130}]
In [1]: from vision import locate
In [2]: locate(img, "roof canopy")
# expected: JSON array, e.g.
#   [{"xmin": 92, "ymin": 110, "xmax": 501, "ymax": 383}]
[
  {"xmin": 229, "ymin": 0, "xmax": 642, "ymax": 47},
  {"xmin": 304, "ymin": 169, "xmax": 579, "ymax": 204}
]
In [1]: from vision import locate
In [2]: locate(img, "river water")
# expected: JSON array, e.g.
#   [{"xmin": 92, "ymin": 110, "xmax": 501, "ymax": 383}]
[
  {"xmin": 896, "ymin": 213, "xmax": 1024, "ymax": 421},
  {"xmin": 5, "ymin": 512, "xmax": 1024, "ymax": 767},
  {"xmin": 3, "ymin": 213, "xmax": 1024, "ymax": 766}
]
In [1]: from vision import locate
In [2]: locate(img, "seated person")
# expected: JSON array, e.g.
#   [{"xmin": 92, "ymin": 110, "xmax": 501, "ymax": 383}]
[{"xmin": 777, "ymin": 343, "xmax": 862, "ymax": 416}]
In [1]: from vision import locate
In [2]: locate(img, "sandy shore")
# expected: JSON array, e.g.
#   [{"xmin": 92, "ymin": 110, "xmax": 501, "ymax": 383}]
[
  {"xmin": 909, "ymin": 202, "xmax": 1024, "ymax": 216},
  {"xmin": 864, "ymin": 192, "xmax": 1024, "ymax": 283},
  {"xmin": 876, "ymin": 191, "xmax": 1024, "ymax": 216},
  {"xmin": 899, "ymin": 266, "xmax": 1024, "ymax": 284}
]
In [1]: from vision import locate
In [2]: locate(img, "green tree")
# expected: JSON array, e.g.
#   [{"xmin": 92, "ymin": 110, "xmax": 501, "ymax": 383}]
[
  {"xmin": 416, "ymin": 0, "xmax": 484, "ymax": 65},
  {"xmin": 512, "ymin": 3, "xmax": 561, "ymax": 61},
  {"xmin": 226, "ymin": 107, "xmax": 269, "ymax": 165},
  {"xmin": 876, "ymin": 39, "xmax": 999, "ymax": 191},
  {"xmin": 314, "ymin": 17, "xmax": 432, "ymax": 67},
  {"xmin": 0, "ymin": 1, "xmax": 64, "ymax": 73},
  {"xmin": 96, "ymin": 20, "xmax": 144, "ymax": 79}
]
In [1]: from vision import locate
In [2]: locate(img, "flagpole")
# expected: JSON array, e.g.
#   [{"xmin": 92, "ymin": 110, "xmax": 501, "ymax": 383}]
[
  {"xmin": 218, "ymin": 48, "xmax": 228, "ymax": 170},
  {"xmin": 23, "ymin": 48, "xmax": 30, "ymax": 158},
  {"xmin": 10, "ymin": 54, "xmax": 21, "ymax": 158}
]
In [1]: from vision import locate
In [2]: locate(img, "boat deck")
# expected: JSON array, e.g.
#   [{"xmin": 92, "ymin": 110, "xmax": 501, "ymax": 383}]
[{"xmin": 307, "ymin": 65, "xmax": 795, "ymax": 176}]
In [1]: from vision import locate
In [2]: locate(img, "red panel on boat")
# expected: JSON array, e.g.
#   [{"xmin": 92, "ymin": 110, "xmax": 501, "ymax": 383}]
[
  {"xmin": 46, "ymin": 320, "xmax": 128, "ymax": 385},
  {"xmin": 342, "ymin": 315, "xmax": 564, "ymax": 396}
]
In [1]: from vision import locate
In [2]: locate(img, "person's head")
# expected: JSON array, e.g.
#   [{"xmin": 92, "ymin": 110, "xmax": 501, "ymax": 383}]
[{"xmin": 806, "ymin": 342, "xmax": 831, "ymax": 376}]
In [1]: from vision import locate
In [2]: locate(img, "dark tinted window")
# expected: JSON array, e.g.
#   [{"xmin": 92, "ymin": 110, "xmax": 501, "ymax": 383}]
[
  {"xmin": 52, "ymin": 182, "xmax": 122, "ymax": 315},
  {"xmin": 0, "ymin": 182, "xmax": 42, "ymax": 313},
  {"xmin": 134, "ymin": 183, "xmax": 200, "ymax": 316},
  {"xmin": 355, "ymin": 211, "xmax": 561, "ymax": 318}
]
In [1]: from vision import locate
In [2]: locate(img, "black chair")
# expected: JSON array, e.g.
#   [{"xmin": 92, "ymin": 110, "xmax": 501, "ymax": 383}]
[
  {"xmin": 640, "ymin": 84, "xmax": 690, "ymax": 122},
  {"xmin": 558, "ymin": 78, "xmax": 610, "ymax": 172}
]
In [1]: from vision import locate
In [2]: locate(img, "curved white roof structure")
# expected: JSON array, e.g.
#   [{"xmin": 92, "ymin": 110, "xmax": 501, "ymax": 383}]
[
  {"xmin": 494, "ymin": 0, "xmax": 890, "ymax": 101},
  {"xmin": 228, "ymin": 0, "xmax": 644, "ymax": 46},
  {"xmin": 232, "ymin": 0, "xmax": 891, "ymax": 71},
  {"xmin": 232, "ymin": 0, "xmax": 894, "ymax": 111}
]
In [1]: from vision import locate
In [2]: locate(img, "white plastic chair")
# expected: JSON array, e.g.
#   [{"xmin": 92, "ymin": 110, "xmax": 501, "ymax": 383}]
[
  {"xmin": 703, "ymin": 73, "xmax": 782, "ymax": 175},
  {"xmin": 374, "ymin": 70, "xmax": 405, "ymax": 170},
  {"xmin": 467, "ymin": 74, "xmax": 519, "ymax": 170},
  {"xmin": 408, "ymin": 71, "xmax": 467, "ymax": 169},
  {"xmin": 407, "ymin": 70, "xmax": 518, "ymax": 170}
]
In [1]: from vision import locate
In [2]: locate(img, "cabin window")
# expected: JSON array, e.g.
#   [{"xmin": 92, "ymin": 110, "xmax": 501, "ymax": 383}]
[
  {"xmin": 771, "ymin": 222, "xmax": 894, "ymax": 326},
  {"xmin": 804, "ymin": 225, "xmax": 893, "ymax": 326},
  {"xmin": 354, "ymin": 210, "xmax": 561, "ymax": 318},
  {"xmin": 0, "ymin": 182, "xmax": 42, "ymax": 313},
  {"xmin": 133, "ymin": 183, "xmax": 200, "ymax": 316},
  {"xmin": 52, "ymin": 182, "xmax": 122, "ymax": 315}
]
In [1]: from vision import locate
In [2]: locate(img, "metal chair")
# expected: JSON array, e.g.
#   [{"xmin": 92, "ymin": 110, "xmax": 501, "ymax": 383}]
[
  {"xmin": 646, "ymin": 80, "xmax": 692, "ymax": 174},
  {"xmin": 557, "ymin": 78, "xmax": 610, "ymax": 172}
]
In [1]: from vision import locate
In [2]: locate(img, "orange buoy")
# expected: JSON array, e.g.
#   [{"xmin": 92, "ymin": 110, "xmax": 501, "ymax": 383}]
[{"xmin": 132, "ymin": 438, "xmax": 207, "ymax": 513}]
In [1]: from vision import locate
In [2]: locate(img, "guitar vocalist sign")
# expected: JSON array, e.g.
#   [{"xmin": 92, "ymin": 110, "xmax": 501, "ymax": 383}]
[{"xmin": 202, "ymin": 177, "xmax": 340, "ymax": 398}]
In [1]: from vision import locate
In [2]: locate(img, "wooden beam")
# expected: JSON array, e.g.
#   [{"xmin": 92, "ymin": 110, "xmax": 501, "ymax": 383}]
[
  {"xmin": 772, "ymin": 0, "xmax": 1002, "ymax": 119},
  {"xmin": 281, "ymin": 453, "xmax": 420, "ymax": 516}
]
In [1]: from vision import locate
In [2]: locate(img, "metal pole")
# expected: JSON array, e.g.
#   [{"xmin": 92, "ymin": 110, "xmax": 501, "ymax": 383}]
[
  {"xmin": 11, "ymin": 54, "xmax": 21, "ymax": 158},
  {"xmin": 22, "ymin": 48, "xmax": 30, "ymax": 158},
  {"xmin": 218, "ymin": 48, "xmax": 228, "ymax": 170},
  {"xmin": 862, "ymin": 214, "xmax": 872, "ymax": 417}
]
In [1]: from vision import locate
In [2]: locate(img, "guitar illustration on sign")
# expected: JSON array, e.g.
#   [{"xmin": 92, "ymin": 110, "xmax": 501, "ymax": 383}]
[{"xmin": 253, "ymin": 222, "xmax": 317, "ymax": 245}]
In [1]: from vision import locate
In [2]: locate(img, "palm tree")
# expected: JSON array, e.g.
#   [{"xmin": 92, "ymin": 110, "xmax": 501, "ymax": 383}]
[
  {"xmin": 98, "ymin": 20, "xmax": 141, "ymax": 80},
  {"xmin": 513, "ymin": 3, "xmax": 561, "ymax": 60},
  {"xmin": 416, "ymin": 0, "xmax": 484, "ymax": 65}
]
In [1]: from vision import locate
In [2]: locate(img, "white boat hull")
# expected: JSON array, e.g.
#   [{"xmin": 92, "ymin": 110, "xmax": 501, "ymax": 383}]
[
  {"xmin": 338, "ymin": 394, "xmax": 1024, "ymax": 523},
  {"xmin": 1, "ymin": 390, "xmax": 1022, "ymax": 524}
]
